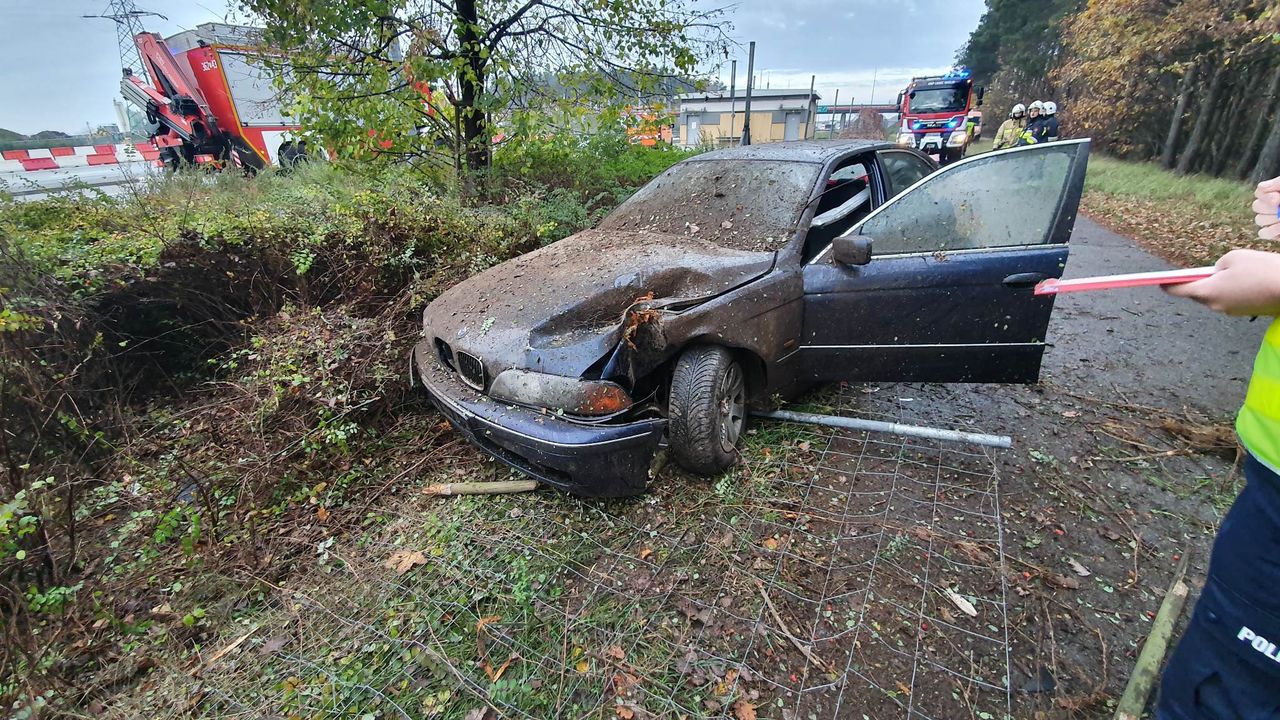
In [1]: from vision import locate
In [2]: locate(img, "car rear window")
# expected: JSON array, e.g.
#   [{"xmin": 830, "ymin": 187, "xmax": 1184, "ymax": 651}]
[{"xmin": 600, "ymin": 159, "xmax": 821, "ymax": 252}]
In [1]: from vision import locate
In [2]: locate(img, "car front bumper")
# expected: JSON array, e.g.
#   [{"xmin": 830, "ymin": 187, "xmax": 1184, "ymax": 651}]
[{"xmin": 412, "ymin": 342, "xmax": 666, "ymax": 497}]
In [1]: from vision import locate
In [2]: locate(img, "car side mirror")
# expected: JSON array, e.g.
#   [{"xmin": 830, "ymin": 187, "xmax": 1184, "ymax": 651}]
[{"xmin": 832, "ymin": 235, "xmax": 873, "ymax": 266}]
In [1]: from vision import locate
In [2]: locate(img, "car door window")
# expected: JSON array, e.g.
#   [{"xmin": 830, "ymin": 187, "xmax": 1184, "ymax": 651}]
[
  {"xmin": 804, "ymin": 155, "xmax": 875, "ymax": 261},
  {"xmin": 879, "ymin": 151, "xmax": 932, "ymax": 198},
  {"xmin": 858, "ymin": 142, "xmax": 1081, "ymax": 256},
  {"xmin": 812, "ymin": 162, "xmax": 870, "ymax": 227}
]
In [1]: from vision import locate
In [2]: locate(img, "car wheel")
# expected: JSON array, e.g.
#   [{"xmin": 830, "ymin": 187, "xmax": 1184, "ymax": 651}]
[{"xmin": 669, "ymin": 345, "xmax": 747, "ymax": 475}]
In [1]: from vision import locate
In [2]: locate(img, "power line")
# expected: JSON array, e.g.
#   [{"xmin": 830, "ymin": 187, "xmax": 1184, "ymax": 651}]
[{"xmin": 82, "ymin": 1, "xmax": 169, "ymax": 83}]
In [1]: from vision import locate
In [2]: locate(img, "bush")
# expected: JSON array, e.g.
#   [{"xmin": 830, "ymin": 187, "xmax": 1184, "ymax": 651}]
[
  {"xmin": 0, "ymin": 161, "xmax": 608, "ymax": 709},
  {"xmin": 490, "ymin": 129, "xmax": 689, "ymax": 207},
  {"xmin": 0, "ymin": 128, "xmax": 684, "ymax": 711}
]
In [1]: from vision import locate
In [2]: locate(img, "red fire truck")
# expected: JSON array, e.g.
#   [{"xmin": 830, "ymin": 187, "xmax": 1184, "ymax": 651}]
[
  {"xmin": 895, "ymin": 68, "xmax": 985, "ymax": 165},
  {"xmin": 119, "ymin": 23, "xmax": 305, "ymax": 171}
]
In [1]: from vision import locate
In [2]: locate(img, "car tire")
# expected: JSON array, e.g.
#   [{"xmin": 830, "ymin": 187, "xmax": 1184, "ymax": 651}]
[{"xmin": 669, "ymin": 345, "xmax": 747, "ymax": 475}]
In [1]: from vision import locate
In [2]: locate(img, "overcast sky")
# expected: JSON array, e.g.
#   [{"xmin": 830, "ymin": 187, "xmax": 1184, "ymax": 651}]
[{"xmin": 0, "ymin": 0, "xmax": 984, "ymax": 135}]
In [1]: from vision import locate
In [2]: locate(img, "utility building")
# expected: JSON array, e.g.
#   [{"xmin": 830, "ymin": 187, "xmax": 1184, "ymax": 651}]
[{"xmin": 675, "ymin": 89, "xmax": 819, "ymax": 148}]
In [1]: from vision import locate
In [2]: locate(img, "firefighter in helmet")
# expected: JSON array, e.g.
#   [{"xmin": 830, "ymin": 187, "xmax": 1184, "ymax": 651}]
[
  {"xmin": 1016, "ymin": 101, "xmax": 1044, "ymax": 146},
  {"xmin": 993, "ymin": 103, "xmax": 1026, "ymax": 150},
  {"xmin": 1041, "ymin": 101, "xmax": 1060, "ymax": 143}
]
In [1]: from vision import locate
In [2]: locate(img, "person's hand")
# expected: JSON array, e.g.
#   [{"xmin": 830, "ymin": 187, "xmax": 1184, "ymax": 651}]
[
  {"xmin": 1164, "ymin": 249, "xmax": 1280, "ymax": 316},
  {"xmin": 1252, "ymin": 176, "xmax": 1280, "ymax": 240}
]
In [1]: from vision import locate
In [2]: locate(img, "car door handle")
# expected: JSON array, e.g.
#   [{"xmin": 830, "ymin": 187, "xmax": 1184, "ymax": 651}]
[{"xmin": 1002, "ymin": 272, "xmax": 1048, "ymax": 288}]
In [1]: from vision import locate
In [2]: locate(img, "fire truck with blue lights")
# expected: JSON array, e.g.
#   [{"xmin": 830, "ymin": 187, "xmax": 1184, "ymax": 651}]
[{"xmin": 895, "ymin": 68, "xmax": 985, "ymax": 165}]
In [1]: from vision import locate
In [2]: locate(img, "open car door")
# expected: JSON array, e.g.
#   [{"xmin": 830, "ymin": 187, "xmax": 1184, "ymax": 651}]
[{"xmin": 800, "ymin": 139, "xmax": 1090, "ymax": 384}]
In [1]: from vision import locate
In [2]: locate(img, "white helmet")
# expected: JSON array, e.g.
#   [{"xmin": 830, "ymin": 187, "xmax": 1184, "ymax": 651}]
[
  {"xmin": 1011, "ymin": 103, "xmax": 1026, "ymax": 118},
  {"xmin": 1029, "ymin": 100, "xmax": 1044, "ymax": 113},
  {"xmin": 1043, "ymin": 101, "xmax": 1058, "ymax": 115}
]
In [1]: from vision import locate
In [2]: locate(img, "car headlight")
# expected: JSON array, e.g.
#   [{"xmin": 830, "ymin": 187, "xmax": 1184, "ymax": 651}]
[
  {"xmin": 489, "ymin": 369, "xmax": 633, "ymax": 417},
  {"xmin": 947, "ymin": 130, "xmax": 968, "ymax": 147},
  {"xmin": 897, "ymin": 133, "xmax": 915, "ymax": 147}
]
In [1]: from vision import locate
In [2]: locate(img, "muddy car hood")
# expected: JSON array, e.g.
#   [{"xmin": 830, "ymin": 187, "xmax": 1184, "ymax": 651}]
[{"xmin": 423, "ymin": 229, "xmax": 774, "ymax": 380}]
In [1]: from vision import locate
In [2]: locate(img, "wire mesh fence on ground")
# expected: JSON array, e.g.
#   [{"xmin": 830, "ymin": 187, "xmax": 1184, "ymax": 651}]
[{"xmin": 119, "ymin": 385, "xmax": 1020, "ymax": 720}]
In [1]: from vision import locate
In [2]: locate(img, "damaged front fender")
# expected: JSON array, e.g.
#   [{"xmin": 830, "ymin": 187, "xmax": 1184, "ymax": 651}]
[{"xmin": 601, "ymin": 297, "xmax": 672, "ymax": 385}]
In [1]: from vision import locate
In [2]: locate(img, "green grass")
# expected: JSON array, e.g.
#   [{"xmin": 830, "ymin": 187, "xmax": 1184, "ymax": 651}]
[
  {"xmin": 1084, "ymin": 154, "xmax": 1253, "ymax": 222},
  {"xmin": 1079, "ymin": 154, "xmax": 1263, "ymax": 266}
]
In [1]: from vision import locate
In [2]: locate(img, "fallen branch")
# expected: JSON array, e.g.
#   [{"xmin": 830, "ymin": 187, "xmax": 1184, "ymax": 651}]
[
  {"xmin": 422, "ymin": 480, "xmax": 539, "ymax": 496},
  {"xmin": 189, "ymin": 623, "xmax": 259, "ymax": 676},
  {"xmin": 1113, "ymin": 553, "xmax": 1191, "ymax": 720},
  {"xmin": 756, "ymin": 581, "xmax": 833, "ymax": 674}
]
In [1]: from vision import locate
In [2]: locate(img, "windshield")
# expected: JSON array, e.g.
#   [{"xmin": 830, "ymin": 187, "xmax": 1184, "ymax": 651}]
[
  {"xmin": 909, "ymin": 86, "xmax": 969, "ymax": 114},
  {"xmin": 600, "ymin": 159, "xmax": 821, "ymax": 252}
]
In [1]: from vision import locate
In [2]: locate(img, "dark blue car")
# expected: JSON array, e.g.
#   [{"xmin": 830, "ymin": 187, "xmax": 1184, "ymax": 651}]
[{"xmin": 412, "ymin": 139, "xmax": 1091, "ymax": 496}]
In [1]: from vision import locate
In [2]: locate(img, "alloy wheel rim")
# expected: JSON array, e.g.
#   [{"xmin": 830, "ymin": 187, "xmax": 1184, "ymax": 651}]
[{"xmin": 718, "ymin": 363, "xmax": 746, "ymax": 452}]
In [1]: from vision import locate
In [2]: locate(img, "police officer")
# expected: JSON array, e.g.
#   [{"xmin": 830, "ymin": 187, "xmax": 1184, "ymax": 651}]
[
  {"xmin": 993, "ymin": 103, "xmax": 1026, "ymax": 150},
  {"xmin": 1041, "ymin": 101, "xmax": 1060, "ymax": 143},
  {"xmin": 1157, "ymin": 177, "xmax": 1280, "ymax": 718},
  {"xmin": 1016, "ymin": 101, "xmax": 1044, "ymax": 146}
]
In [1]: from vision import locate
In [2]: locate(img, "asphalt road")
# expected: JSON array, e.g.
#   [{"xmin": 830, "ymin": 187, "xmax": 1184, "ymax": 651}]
[
  {"xmin": 1045, "ymin": 216, "xmax": 1260, "ymax": 416},
  {"xmin": 1, "ymin": 162, "xmax": 157, "ymax": 201}
]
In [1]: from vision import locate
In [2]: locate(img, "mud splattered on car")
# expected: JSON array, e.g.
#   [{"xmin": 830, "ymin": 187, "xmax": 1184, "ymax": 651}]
[{"xmin": 412, "ymin": 140, "xmax": 1091, "ymax": 495}]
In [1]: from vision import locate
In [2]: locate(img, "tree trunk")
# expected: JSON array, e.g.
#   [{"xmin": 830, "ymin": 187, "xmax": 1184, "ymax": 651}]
[
  {"xmin": 1236, "ymin": 62, "xmax": 1280, "ymax": 179},
  {"xmin": 1162, "ymin": 62, "xmax": 1198, "ymax": 169},
  {"xmin": 1210, "ymin": 70, "xmax": 1254, "ymax": 176},
  {"xmin": 455, "ymin": 0, "xmax": 490, "ymax": 194},
  {"xmin": 1177, "ymin": 59, "xmax": 1226, "ymax": 175},
  {"xmin": 1253, "ymin": 111, "xmax": 1280, "ymax": 184}
]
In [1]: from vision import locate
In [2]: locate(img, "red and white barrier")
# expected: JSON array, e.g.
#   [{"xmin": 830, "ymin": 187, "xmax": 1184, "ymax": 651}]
[{"xmin": 0, "ymin": 143, "xmax": 161, "ymax": 173}]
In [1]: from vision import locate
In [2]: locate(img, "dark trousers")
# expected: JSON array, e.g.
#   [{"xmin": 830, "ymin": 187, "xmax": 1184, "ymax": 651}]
[{"xmin": 1158, "ymin": 454, "xmax": 1280, "ymax": 719}]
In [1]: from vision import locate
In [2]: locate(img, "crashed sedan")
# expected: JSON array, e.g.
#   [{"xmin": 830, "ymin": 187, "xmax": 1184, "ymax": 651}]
[{"xmin": 412, "ymin": 139, "xmax": 1090, "ymax": 496}]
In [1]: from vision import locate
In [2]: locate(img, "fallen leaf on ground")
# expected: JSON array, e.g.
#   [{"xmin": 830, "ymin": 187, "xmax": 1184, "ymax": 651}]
[
  {"xmin": 613, "ymin": 671, "xmax": 639, "ymax": 694},
  {"xmin": 732, "ymin": 699, "xmax": 757, "ymax": 720},
  {"xmin": 476, "ymin": 615, "xmax": 502, "ymax": 667},
  {"xmin": 908, "ymin": 526, "xmax": 934, "ymax": 542},
  {"xmin": 385, "ymin": 549, "xmax": 428, "ymax": 575},
  {"xmin": 575, "ymin": 659, "xmax": 590, "ymax": 674},
  {"xmin": 638, "ymin": 547, "xmax": 653, "ymax": 560},
  {"xmin": 258, "ymin": 637, "xmax": 287, "ymax": 656},
  {"xmin": 1068, "ymin": 558, "xmax": 1092, "ymax": 577},
  {"xmin": 676, "ymin": 648, "xmax": 698, "ymax": 674},
  {"xmin": 1044, "ymin": 573, "xmax": 1080, "ymax": 590},
  {"xmin": 955, "ymin": 540, "xmax": 993, "ymax": 565},
  {"xmin": 604, "ymin": 645, "xmax": 626, "ymax": 661},
  {"xmin": 673, "ymin": 597, "xmax": 712, "ymax": 624},
  {"xmin": 315, "ymin": 506, "xmax": 330, "ymax": 522},
  {"xmin": 483, "ymin": 655, "xmax": 514, "ymax": 682},
  {"xmin": 761, "ymin": 537, "xmax": 779, "ymax": 551},
  {"xmin": 616, "ymin": 706, "xmax": 635, "ymax": 719},
  {"xmin": 942, "ymin": 588, "xmax": 978, "ymax": 617}
]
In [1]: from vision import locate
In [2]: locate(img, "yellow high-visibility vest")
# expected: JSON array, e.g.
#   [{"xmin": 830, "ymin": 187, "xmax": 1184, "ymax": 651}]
[{"xmin": 1239, "ymin": 318, "xmax": 1280, "ymax": 472}]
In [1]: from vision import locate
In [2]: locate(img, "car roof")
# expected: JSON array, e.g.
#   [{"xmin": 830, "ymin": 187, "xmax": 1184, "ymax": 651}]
[{"xmin": 686, "ymin": 139, "xmax": 893, "ymax": 165}]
